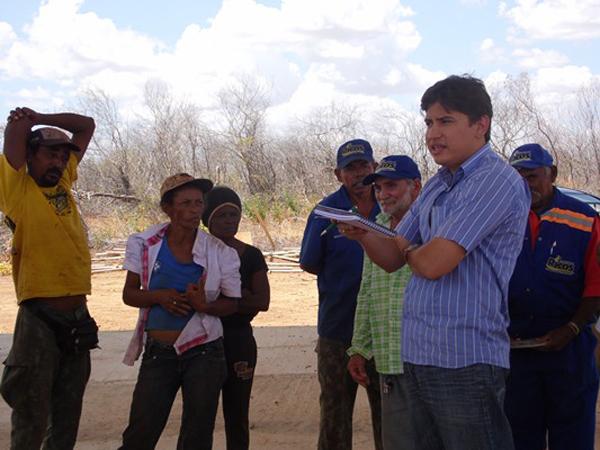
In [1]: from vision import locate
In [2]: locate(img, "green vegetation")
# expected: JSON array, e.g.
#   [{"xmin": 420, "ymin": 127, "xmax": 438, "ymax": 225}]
[{"xmin": 0, "ymin": 261, "xmax": 11, "ymax": 276}]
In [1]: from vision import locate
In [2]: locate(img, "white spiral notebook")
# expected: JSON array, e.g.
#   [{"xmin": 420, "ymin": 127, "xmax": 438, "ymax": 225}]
[{"xmin": 313, "ymin": 205, "xmax": 397, "ymax": 239}]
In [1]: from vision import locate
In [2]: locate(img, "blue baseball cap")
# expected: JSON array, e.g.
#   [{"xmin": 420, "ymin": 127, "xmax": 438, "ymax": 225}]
[
  {"xmin": 363, "ymin": 155, "xmax": 421, "ymax": 185},
  {"xmin": 336, "ymin": 139, "xmax": 375, "ymax": 169},
  {"xmin": 509, "ymin": 143, "xmax": 554, "ymax": 169}
]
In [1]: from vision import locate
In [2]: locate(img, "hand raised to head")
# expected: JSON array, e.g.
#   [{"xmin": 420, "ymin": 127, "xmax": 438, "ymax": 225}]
[{"xmin": 7, "ymin": 107, "xmax": 38, "ymax": 124}]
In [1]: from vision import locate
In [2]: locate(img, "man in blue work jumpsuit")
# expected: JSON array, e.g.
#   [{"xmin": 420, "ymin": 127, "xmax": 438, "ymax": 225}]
[
  {"xmin": 506, "ymin": 143, "xmax": 600, "ymax": 450},
  {"xmin": 300, "ymin": 139, "xmax": 382, "ymax": 450}
]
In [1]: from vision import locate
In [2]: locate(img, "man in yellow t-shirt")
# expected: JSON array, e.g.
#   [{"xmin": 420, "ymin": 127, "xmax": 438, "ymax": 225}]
[{"xmin": 0, "ymin": 106, "xmax": 96, "ymax": 450}]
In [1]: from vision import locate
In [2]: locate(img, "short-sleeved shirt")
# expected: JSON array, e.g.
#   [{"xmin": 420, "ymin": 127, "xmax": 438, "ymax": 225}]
[
  {"xmin": 300, "ymin": 186, "xmax": 380, "ymax": 344},
  {"xmin": 0, "ymin": 153, "xmax": 91, "ymax": 302},
  {"xmin": 395, "ymin": 144, "xmax": 531, "ymax": 369},
  {"xmin": 221, "ymin": 244, "xmax": 268, "ymax": 328}
]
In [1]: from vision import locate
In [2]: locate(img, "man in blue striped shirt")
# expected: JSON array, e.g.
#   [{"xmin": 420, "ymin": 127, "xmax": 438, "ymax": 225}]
[{"xmin": 339, "ymin": 75, "xmax": 530, "ymax": 450}]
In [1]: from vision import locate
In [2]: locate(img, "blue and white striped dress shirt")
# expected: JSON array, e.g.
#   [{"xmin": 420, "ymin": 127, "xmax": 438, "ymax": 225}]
[{"xmin": 395, "ymin": 144, "xmax": 530, "ymax": 369}]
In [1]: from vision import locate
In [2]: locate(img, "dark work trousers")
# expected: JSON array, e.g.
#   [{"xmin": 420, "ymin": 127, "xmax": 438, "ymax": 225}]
[
  {"xmin": 317, "ymin": 337, "xmax": 383, "ymax": 450},
  {"xmin": 0, "ymin": 301, "xmax": 91, "ymax": 450},
  {"xmin": 506, "ymin": 365, "xmax": 599, "ymax": 450},
  {"xmin": 221, "ymin": 324, "xmax": 258, "ymax": 450},
  {"xmin": 120, "ymin": 337, "xmax": 227, "ymax": 450}
]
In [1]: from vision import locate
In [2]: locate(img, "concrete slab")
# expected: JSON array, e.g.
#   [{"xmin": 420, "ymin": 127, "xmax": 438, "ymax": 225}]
[{"xmin": 0, "ymin": 325, "xmax": 318, "ymax": 383}]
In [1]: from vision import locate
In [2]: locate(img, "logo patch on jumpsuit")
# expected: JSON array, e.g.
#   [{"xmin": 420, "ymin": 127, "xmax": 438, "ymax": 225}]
[{"xmin": 545, "ymin": 255, "xmax": 575, "ymax": 276}]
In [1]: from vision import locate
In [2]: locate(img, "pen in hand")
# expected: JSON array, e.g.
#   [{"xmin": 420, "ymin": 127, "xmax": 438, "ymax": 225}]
[{"xmin": 320, "ymin": 206, "xmax": 358, "ymax": 236}]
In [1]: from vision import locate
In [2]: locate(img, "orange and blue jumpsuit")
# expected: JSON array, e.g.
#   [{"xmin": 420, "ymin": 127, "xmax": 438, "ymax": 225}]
[{"xmin": 506, "ymin": 188, "xmax": 600, "ymax": 450}]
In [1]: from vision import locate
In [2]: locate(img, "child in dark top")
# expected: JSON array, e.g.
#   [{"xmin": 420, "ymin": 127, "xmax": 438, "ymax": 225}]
[{"xmin": 203, "ymin": 186, "xmax": 270, "ymax": 450}]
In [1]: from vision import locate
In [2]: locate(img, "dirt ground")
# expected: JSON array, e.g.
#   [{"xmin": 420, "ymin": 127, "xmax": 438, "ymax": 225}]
[
  {"xmin": 0, "ymin": 271, "xmax": 381, "ymax": 449},
  {"xmin": 2, "ymin": 271, "xmax": 600, "ymax": 449}
]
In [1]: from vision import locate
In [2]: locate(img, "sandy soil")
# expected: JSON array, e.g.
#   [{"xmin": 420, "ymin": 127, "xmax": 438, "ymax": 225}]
[
  {"xmin": 2, "ymin": 272, "xmax": 600, "ymax": 449},
  {"xmin": 0, "ymin": 270, "xmax": 320, "ymax": 334},
  {"xmin": 0, "ymin": 271, "xmax": 387, "ymax": 450}
]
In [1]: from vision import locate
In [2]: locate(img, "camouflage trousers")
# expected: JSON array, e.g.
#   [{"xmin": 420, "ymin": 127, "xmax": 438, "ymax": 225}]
[
  {"xmin": 316, "ymin": 337, "xmax": 383, "ymax": 450},
  {"xmin": 0, "ymin": 301, "xmax": 91, "ymax": 450}
]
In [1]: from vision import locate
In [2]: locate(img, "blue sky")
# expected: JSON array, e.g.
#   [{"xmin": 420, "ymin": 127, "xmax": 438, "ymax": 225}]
[{"xmin": 0, "ymin": 0, "xmax": 598, "ymax": 124}]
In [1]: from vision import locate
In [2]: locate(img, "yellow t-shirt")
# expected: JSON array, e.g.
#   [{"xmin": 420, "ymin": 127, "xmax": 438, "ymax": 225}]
[{"xmin": 0, "ymin": 153, "xmax": 91, "ymax": 302}]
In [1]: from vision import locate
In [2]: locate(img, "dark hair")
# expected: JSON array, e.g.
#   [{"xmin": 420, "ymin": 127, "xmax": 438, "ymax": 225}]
[
  {"xmin": 202, "ymin": 186, "xmax": 242, "ymax": 227},
  {"xmin": 421, "ymin": 75, "xmax": 493, "ymax": 142},
  {"xmin": 160, "ymin": 183, "xmax": 205, "ymax": 207}
]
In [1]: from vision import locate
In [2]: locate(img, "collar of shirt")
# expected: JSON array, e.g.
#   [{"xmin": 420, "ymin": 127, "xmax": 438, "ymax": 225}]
[
  {"xmin": 437, "ymin": 143, "xmax": 492, "ymax": 189},
  {"xmin": 375, "ymin": 211, "xmax": 391, "ymax": 226},
  {"xmin": 336, "ymin": 184, "xmax": 378, "ymax": 211},
  {"xmin": 138, "ymin": 223, "xmax": 216, "ymax": 271},
  {"xmin": 533, "ymin": 187, "xmax": 561, "ymax": 217},
  {"xmin": 338, "ymin": 185, "xmax": 354, "ymax": 209}
]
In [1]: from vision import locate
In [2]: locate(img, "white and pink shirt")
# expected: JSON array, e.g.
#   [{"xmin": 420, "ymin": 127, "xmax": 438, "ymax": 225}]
[{"xmin": 122, "ymin": 223, "xmax": 241, "ymax": 366}]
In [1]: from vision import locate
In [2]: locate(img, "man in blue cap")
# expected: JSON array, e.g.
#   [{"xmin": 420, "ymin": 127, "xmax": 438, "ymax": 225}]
[
  {"xmin": 347, "ymin": 155, "xmax": 421, "ymax": 449},
  {"xmin": 300, "ymin": 139, "xmax": 382, "ymax": 450},
  {"xmin": 506, "ymin": 143, "xmax": 600, "ymax": 450}
]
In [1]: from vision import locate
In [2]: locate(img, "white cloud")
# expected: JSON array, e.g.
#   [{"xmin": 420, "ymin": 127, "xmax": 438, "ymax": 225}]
[
  {"xmin": 484, "ymin": 70, "xmax": 509, "ymax": 89},
  {"xmin": 500, "ymin": 0, "xmax": 600, "ymax": 41},
  {"xmin": 3, "ymin": 85, "xmax": 66, "ymax": 111},
  {"xmin": 478, "ymin": 38, "xmax": 507, "ymax": 64},
  {"xmin": 512, "ymin": 48, "xmax": 569, "ymax": 69},
  {"xmin": 0, "ymin": 0, "xmax": 425, "ymax": 120},
  {"xmin": 0, "ymin": 0, "xmax": 164, "ymax": 83},
  {"xmin": 531, "ymin": 65, "xmax": 599, "ymax": 105},
  {"xmin": 460, "ymin": 0, "xmax": 488, "ymax": 5},
  {"xmin": 0, "ymin": 22, "xmax": 16, "ymax": 53},
  {"xmin": 480, "ymin": 38, "xmax": 495, "ymax": 51}
]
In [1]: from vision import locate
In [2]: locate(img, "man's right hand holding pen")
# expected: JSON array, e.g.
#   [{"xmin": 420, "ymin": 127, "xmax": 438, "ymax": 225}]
[{"xmin": 320, "ymin": 206, "xmax": 359, "ymax": 237}]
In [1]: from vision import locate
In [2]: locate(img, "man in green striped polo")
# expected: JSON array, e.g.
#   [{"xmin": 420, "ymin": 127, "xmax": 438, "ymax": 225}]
[{"xmin": 347, "ymin": 154, "xmax": 421, "ymax": 449}]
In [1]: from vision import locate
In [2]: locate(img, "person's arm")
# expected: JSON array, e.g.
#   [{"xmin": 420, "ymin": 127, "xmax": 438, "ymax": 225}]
[
  {"xmin": 238, "ymin": 269, "xmax": 270, "ymax": 314},
  {"xmin": 347, "ymin": 258, "xmax": 374, "ymax": 387},
  {"xmin": 404, "ymin": 238, "xmax": 466, "ymax": 279},
  {"xmin": 185, "ymin": 278, "xmax": 240, "ymax": 316},
  {"xmin": 122, "ymin": 271, "xmax": 192, "ymax": 316},
  {"xmin": 339, "ymin": 200, "xmax": 421, "ymax": 273},
  {"xmin": 536, "ymin": 297, "xmax": 600, "ymax": 351},
  {"xmin": 4, "ymin": 107, "xmax": 95, "ymax": 168},
  {"xmin": 3, "ymin": 109, "xmax": 33, "ymax": 170},
  {"xmin": 299, "ymin": 210, "xmax": 327, "ymax": 275},
  {"xmin": 201, "ymin": 297, "xmax": 240, "ymax": 316},
  {"xmin": 237, "ymin": 248, "xmax": 270, "ymax": 314},
  {"xmin": 537, "ymin": 216, "xmax": 600, "ymax": 351},
  {"xmin": 409, "ymin": 173, "xmax": 529, "ymax": 280}
]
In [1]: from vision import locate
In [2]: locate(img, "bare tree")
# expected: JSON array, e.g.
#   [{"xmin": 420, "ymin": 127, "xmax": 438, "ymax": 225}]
[
  {"xmin": 218, "ymin": 76, "xmax": 275, "ymax": 194},
  {"xmin": 570, "ymin": 81, "xmax": 600, "ymax": 190},
  {"xmin": 78, "ymin": 89, "xmax": 135, "ymax": 195},
  {"xmin": 374, "ymin": 108, "xmax": 434, "ymax": 178},
  {"xmin": 489, "ymin": 74, "xmax": 539, "ymax": 159},
  {"xmin": 279, "ymin": 101, "xmax": 368, "ymax": 196}
]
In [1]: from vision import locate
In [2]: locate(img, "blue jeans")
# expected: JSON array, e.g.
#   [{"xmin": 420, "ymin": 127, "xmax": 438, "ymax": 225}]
[
  {"xmin": 380, "ymin": 373, "xmax": 412, "ymax": 450},
  {"xmin": 120, "ymin": 337, "xmax": 227, "ymax": 450},
  {"xmin": 394, "ymin": 363, "xmax": 514, "ymax": 450}
]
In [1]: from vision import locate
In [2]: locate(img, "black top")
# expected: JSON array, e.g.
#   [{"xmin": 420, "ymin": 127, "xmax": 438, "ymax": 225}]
[{"xmin": 222, "ymin": 244, "xmax": 268, "ymax": 328}]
